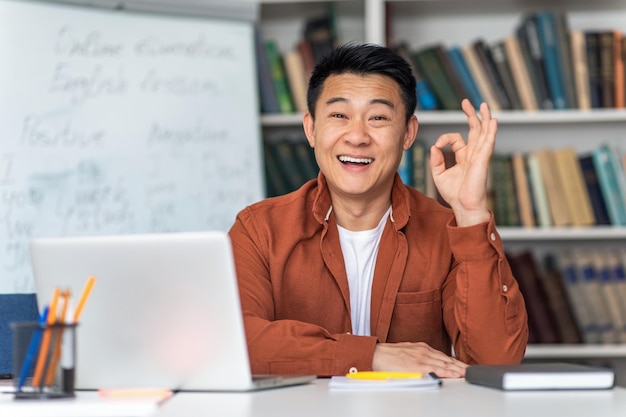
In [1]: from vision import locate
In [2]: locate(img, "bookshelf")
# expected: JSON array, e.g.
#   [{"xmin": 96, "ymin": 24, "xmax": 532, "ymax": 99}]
[{"xmin": 253, "ymin": 0, "xmax": 626, "ymax": 371}]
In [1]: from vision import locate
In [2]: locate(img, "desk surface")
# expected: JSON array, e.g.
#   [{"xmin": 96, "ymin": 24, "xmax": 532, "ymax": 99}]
[{"xmin": 154, "ymin": 378, "xmax": 626, "ymax": 417}]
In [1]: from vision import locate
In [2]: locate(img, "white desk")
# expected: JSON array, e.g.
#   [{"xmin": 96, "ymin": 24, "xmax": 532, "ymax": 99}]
[
  {"xmin": 3, "ymin": 378, "xmax": 626, "ymax": 417},
  {"xmin": 154, "ymin": 378, "xmax": 626, "ymax": 417}
]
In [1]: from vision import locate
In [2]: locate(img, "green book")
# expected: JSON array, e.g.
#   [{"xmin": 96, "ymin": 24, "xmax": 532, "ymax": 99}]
[
  {"xmin": 264, "ymin": 40, "xmax": 295, "ymax": 114},
  {"xmin": 412, "ymin": 45, "xmax": 462, "ymax": 110}
]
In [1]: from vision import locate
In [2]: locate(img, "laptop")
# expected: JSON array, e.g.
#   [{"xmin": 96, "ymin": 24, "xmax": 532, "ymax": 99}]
[{"xmin": 29, "ymin": 231, "xmax": 315, "ymax": 391}]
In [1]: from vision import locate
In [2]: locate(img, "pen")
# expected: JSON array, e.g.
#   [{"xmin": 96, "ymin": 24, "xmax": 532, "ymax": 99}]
[
  {"xmin": 17, "ymin": 307, "xmax": 49, "ymax": 391},
  {"xmin": 346, "ymin": 371, "xmax": 425, "ymax": 380}
]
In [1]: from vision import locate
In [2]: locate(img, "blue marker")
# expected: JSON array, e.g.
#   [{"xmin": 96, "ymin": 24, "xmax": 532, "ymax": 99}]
[{"xmin": 17, "ymin": 306, "xmax": 49, "ymax": 391}]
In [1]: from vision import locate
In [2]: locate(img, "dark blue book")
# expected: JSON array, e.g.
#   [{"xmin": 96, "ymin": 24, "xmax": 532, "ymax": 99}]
[
  {"xmin": 579, "ymin": 154, "xmax": 611, "ymax": 225},
  {"xmin": 535, "ymin": 11, "xmax": 568, "ymax": 109},
  {"xmin": 447, "ymin": 46, "xmax": 483, "ymax": 109}
]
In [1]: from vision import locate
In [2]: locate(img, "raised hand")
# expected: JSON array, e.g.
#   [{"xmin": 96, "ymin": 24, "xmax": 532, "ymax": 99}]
[{"xmin": 429, "ymin": 99, "xmax": 497, "ymax": 227}]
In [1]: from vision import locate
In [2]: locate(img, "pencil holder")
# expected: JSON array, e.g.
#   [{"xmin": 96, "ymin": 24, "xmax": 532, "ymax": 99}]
[{"xmin": 11, "ymin": 321, "xmax": 77, "ymax": 399}]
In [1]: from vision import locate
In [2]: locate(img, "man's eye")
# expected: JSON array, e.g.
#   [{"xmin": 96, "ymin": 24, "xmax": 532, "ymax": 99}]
[
  {"xmin": 371, "ymin": 116, "xmax": 388, "ymax": 121},
  {"xmin": 331, "ymin": 113, "xmax": 345, "ymax": 119}
]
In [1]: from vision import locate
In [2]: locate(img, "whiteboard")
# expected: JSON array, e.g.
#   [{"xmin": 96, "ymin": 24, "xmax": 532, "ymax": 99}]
[{"xmin": 0, "ymin": 0, "xmax": 264, "ymax": 293}]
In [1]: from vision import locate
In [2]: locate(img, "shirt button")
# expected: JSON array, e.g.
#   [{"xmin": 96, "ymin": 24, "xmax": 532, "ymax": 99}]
[
  {"xmin": 502, "ymin": 284, "xmax": 508, "ymax": 292},
  {"xmin": 349, "ymin": 367, "xmax": 358, "ymax": 374},
  {"xmin": 490, "ymin": 232, "xmax": 496, "ymax": 241}
]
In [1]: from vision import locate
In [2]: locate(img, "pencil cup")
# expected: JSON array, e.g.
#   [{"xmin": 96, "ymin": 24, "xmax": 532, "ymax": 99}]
[{"xmin": 11, "ymin": 321, "xmax": 78, "ymax": 399}]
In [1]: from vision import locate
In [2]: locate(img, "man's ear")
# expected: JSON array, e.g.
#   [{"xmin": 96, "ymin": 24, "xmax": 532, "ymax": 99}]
[
  {"xmin": 403, "ymin": 114, "xmax": 419, "ymax": 151},
  {"xmin": 303, "ymin": 112, "xmax": 315, "ymax": 147}
]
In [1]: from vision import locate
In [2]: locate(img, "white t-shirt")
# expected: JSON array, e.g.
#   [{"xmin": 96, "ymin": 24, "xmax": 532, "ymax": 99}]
[{"xmin": 337, "ymin": 207, "xmax": 391, "ymax": 336}]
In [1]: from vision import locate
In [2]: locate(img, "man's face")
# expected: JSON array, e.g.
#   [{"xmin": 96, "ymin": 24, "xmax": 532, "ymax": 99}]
[{"xmin": 303, "ymin": 73, "xmax": 417, "ymax": 201}]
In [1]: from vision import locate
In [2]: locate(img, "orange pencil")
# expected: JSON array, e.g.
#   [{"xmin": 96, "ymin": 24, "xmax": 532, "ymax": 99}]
[
  {"xmin": 32, "ymin": 287, "xmax": 61, "ymax": 388},
  {"xmin": 73, "ymin": 276, "xmax": 96, "ymax": 323},
  {"xmin": 44, "ymin": 289, "xmax": 71, "ymax": 386}
]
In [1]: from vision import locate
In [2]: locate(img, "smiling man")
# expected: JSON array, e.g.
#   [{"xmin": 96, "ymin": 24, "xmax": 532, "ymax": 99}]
[{"xmin": 228, "ymin": 43, "xmax": 528, "ymax": 378}]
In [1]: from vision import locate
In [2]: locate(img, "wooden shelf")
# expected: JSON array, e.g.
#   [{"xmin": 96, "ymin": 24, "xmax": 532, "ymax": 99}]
[{"xmin": 498, "ymin": 226, "xmax": 626, "ymax": 241}]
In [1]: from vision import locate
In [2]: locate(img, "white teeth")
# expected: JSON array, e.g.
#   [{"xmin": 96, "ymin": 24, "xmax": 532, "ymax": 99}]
[{"xmin": 339, "ymin": 156, "xmax": 373, "ymax": 164}]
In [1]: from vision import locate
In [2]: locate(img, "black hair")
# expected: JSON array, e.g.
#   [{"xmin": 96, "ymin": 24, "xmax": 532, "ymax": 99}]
[{"xmin": 306, "ymin": 42, "xmax": 417, "ymax": 122}]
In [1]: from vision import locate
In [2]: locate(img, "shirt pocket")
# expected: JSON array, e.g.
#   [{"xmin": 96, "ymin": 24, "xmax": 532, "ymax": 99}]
[{"xmin": 387, "ymin": 288, "xmax": 444, "ymax": 346}]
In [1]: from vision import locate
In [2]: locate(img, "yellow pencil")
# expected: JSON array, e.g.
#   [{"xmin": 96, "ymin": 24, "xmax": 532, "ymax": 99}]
[{"xmin": 73, "ymin": 276, "xmax": 96, "ymax": 323}]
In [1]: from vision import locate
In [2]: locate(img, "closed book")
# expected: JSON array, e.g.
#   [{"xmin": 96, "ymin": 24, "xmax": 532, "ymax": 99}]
[
  {"xmin": 575, "ymin": 250, "xmax": 616, "ymax": 344},
  {"xmin": 516, "ymin": 13, "xmax": 554, "ymax": 109},
  {"xmin": 585, "ymin": 31, "xmax": 604, "ymax": 108},
  {"xmin": 503, "ymin": 35, "xmax": 539, "ymax": 111},
  {"xmin": 591, "ymin": 144, "xmax": 626, "ymax": 225},
  {"xmin": 461, "ymin": 44, "xmax": 502, "ymax": 111},
  {"xmin": 283, "ymin": 50, "xmax": 308, "ymax": 113},
  {"xmin": 447, "ymin": 46, "xmax": 484, "ymax": 109},
  {"xmin": 393, "ymin": 42, "xmax": 439, "ymax": 110},
  {"xmin": 254, "ymin": 28, "xmax": 280, "ymax": 114},
  {"xmin": 594, "ymin": 251, "xmax": 626, "ymax": 343},
  {"xmin": 411, "ymin": 138, "xmax": 428, "ymax": 194},
  {"xmin": 542, "ymin": 253, "xmax": 583, "ymax": 344},
  {"xmin": 553, "ymin": 147, "xmax": 595, "ymax": 226},
  {"xmin": 507, "ymin": 251, "xmax": 559, "ymax": 344},
  {"xmin": 413, "ymin": 45, "xmax": 463, "ymax": 110},
  {"xmin": 526, "ymin": 153, "xmax": 553, "ymax": 227},
  {"xmin": 433, "ymin": 44, "xmax": 469, "ymax": 105},
  {"xmin": 614, "ymin": 31, "xmax": 625, "ymax": 108},
  {"xmin": 473, "ymin": 39, "xmax": 513, "ymax": 110},
  {"xmin": 511, "ymin": 152, "xmax": 535, "ymax": 228},
  {"xmin": 557, "ymin": 250, "xmax": 601, "ymax": 344},
  {"xmin": 490, "ymin": 41, "xmax": 523, "ymax": 110},
  {"xmin": 553, "ymin": 10, "xmax": 578, "ymax": 109},
  {"xmin": 535, "ymin": 10, "xmax": 567, "ymax": 109},
  {"xmin": 579, "ymin": 154, "xmax": 611, "ymax": 225},
  {"xmin": 465, "ymin": 363, "xmax": 615, "ymax": 391},
  {"xmin": 264, "ymin": 40, "xmax": 295, "ymax": 114},
  {"xmin": 303, "ymin": 14, "xmax": 335, "ymax": 64},
  {"xmin": 533, "ymin": 148, "xmax": 572, "ymax": 226},
  {"xmin": 599, "ymin": 31, "xmax": 616, "ymax": 108},
  {"xmin": 570, "ymin": 30, "xmax": 592, "ymax": 110}
]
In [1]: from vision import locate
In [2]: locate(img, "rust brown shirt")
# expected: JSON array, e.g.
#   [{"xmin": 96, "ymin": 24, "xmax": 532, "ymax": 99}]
[{"xmin": 229, "ymin": 173, "xmax": 528, "ymax": 376}]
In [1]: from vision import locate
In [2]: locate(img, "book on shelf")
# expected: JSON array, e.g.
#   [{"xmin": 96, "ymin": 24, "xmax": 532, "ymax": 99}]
[
  {"xmin": 412, "ymin": 44, "xmax": 463, "ymax": 111},
  {"xmin": 264, "ymin": 39, "xmax": 295, "ymax": 114},
  {"xmin": 525, "ymin": 152, "xmax": 553, "ymax": 227},
  {"xmin": 557, "ymin": 250, "xmax": 601, "ymax": 344},
  {"xmin": 447, "ymin": 45, "xmax": 484, "ymax": 109},
  {"xmin": 585, "ymin": 31, "xmax": 604, "ymax": 109},
  {"xmin": 507, "ymin": 251, "xmax": 559, "ymax": 344},
  {"xmin": 303, "ymin": 13, "xmax": 336, "ymax": 64},
  {"xmin": 511, "ymin": 152, "xmax": 535, "ymax": 228},
  {"xmin": 533, "ymin": 148, "xmax": 572, "ymax": 226},
  {"xmin": 411, "ymin": 138, "xmax": 429, "ymax": 194},
  {"xmin": 575, "ymin": 250, "xmax": 616, "ymax": 344},
  {"xmin": 515, "ymin": 12, "xmax": 554, "ymax": 110},
  {"xmin": 552, "ymin": 10, "xmax": 578, "ymax": 109},
  {"xmin": 594, "ymin": 251, "xmax": 626, "ymax": 343},
  {"xmin": 570, "ymin": 30, "xmax": 592, "ymax": 110},
  {"xmin": 578, "ymin": 154, "xmax": 611, "ymax": 225},
  {"xmin": 254, "ymin": 27, "xmax": 281, "ymax": 114},
  {"xmin": 490, "ymin": 40, "xmax": 523, "ymax": 110},
  {"xmin": 599, "ymin": 31, "xmax": 616, "ymax": 108},
  {"xmin": 591, "ymin": 143, "xmax": 626, "ymax": 226},
  {"xmin": 614, "ymin": 30, "xmax": 625, "ymax": 109},
  {"xmin": 433, "ymin": 44, "xmax": 470, "ymax": 105},
  {"xmin": 534, "ymin": 10, "xmax": 568, "ymax": 109},
  {"xmin": 552, "ymin": 147, "xmax": 595, "ymax": 226},
  {"xmin": 503, "ymin": 35, "xmax": 539, "ymax": 111},
  {"xmin": 282, "ymin": 49, "xmax": 309, "ymax": 113},
  {"xmin": 472, "ymin": 39, "xmax": 513, "ymax": 110},
  {"xmin": 542, "ymin": 253, "xmax": 583, "ymax": 344},
  {"xmin": 461, "ymin": 43, "xmax": 502, "ymax": 111},
  {"xmin": 393, "ymin": 42, "xmax": 439, "ymax": 111}
]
